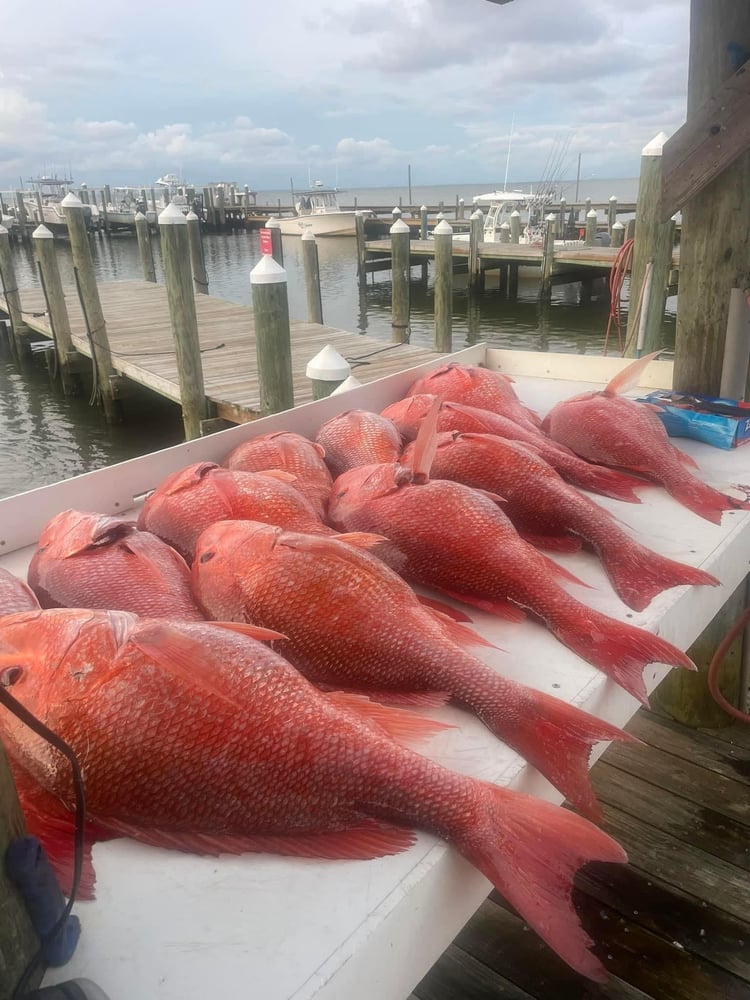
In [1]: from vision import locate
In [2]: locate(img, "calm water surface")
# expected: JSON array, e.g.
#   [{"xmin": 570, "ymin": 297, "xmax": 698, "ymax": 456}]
[{"xmin": 1, "ymin": 209, "xmax": 675, "ymax": 500}]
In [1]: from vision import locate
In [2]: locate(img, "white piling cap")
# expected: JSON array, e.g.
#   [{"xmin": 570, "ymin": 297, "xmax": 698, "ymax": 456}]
[
  {"xmin": 391, "ymin": 206, "xmax": 402, "ymax": 215},
  {"xmin": 434, "ymin": 219, "xmax": 453, "ymax": 235},
  {"xmin": 612, "ymin": 221, "xmax": 625, "ymax": 230},
  {"xmin": 186, "ymin": 210, "xmax": 199, "ymax": 221},
  {"xmin": 301, "ymin": 230, "xmax": 316, "ymax": 242},
  {"xmin": 32, "ymin": 224, "xmax": 54, "ymax": 239},
  {"xmin": 306, "ymin": 344, "xmax": 351, "ymax": 381},
  {"xmin": 330, "ymin": 374, "xmax": 363, "ymax": 395},
  {"xmin": 436, "ymin": 212, "xmax": 446, "ymax": 221},
  {"xmin": 470, "ymin": 209, "xmax": 483, "ymax": 220},
  {"xmin": 159, "ymin": 202, "xmax": 187, "ymax": 225},
  {"xmin": 510, "ymin": 209, "xmax": 521, "ymax": 217},
  {"xmin": 134, "ymin": 211, "xmax": 146, "ymax": 221},
  {"xmin": 459, "ymin": 198, "xmax": 465, "ymax": 205},
  {"xmin": 250, "ymin": 255, "xmax": 287, "ymax": 284},
  {"xmin": 545, "ymin": 213, "xmax": 556, "ymax": 222},
  {"xmin": 609, "ymin": 194, "xmax": 617, "ymax": 201},
  {"xmin": 420, "ymin": 205, "xmax": 428, "ymax": 212},
  {"xmin": 500, "ymin": 222, "xmax": 510, "ymax": 230},
  {"xmin": 587, "ymin": 208, "xmax": 598, "ymax": 218},
  {"xmin": 390, "ymin": 218, "xmax": 410, "ymax": 234},
  {"xmin": 266, "ymin": 217, "xmax": 281, "ymax": 229},
  {"xmin": 642, "ymin": 131, "xmax": 668, "ymax": 156},
  {"xmin": 61, "ymin": 192, "xmax": 82, "ymax": 208}
]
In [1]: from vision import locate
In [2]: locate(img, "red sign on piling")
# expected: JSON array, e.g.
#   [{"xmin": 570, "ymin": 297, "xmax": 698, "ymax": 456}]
[{"xmin": 259, "ymin": 228, "xmax": 273, "ymax": 256}]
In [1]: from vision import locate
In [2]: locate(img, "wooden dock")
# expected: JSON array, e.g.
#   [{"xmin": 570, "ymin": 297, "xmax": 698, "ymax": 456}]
[
  {"xmin": 411, "ymin": 708, "xmax": 750, "ymax": 1000},
  {"xmin": 0, "ymin": 280, "xmax": 440, "ymax": 423}
]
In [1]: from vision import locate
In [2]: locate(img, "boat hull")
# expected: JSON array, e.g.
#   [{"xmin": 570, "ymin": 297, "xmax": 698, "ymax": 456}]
[{"xmin": 273, "ymin": 212, "xmax": 359, "ymax": 237}]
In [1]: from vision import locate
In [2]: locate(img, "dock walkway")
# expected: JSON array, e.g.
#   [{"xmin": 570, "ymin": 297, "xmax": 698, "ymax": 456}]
[
  {"xmin": 411, "ymin": 707, "xmax": 750, "ymax": 1000},
  {"xmin": 0, "ymin": 280, "xmax": 440, "ymax": 423}
]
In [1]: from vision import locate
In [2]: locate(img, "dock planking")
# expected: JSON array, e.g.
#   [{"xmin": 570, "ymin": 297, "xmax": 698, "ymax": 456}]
[{"xmin": 0, "ymin": 280, "xmax": 441, "ymax": 422}]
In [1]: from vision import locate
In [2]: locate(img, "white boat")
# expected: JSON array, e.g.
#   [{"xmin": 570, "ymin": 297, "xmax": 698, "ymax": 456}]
[
  {"xmin": 274, "ymin": 183, "xmax": 364, "ymax": 237},
  {"xmin": 1, "ymin": 346, "xmax": 746, "ymax": 1000},
  {"xmin": 22, "ymin": 176, "xmax": 96, "ymax": 235},
  {"xmin": 104, "ymin": 188, "xmax": 157, "ymax": 229},
  {"xmin": 454, "ymin": 189, "xmax": 588, "ymax": 248}
]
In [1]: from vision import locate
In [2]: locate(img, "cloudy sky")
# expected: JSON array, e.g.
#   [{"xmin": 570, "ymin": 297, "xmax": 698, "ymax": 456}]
[{"xmin": 0, "ymin": 0, "xmax": 688, "ymax": 191}]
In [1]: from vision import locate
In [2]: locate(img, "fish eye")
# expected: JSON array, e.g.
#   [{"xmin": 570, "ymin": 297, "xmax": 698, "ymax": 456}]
[
  {"xmin": 0, "ymin": 666, "xmax": 23, "ymax": 687},
  {"xmin": 199, "ymin": 550, "xmax": 216, "ymax": 564}
]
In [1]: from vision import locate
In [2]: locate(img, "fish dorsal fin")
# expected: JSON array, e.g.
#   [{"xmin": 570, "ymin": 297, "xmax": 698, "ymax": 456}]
[
  {"xmin": 604, "ymin": 351, "xmax": 663, "ymax": 396},
  {"xmin": 407, "ymin": 395, "xmax": 441, "ymax": 483}
]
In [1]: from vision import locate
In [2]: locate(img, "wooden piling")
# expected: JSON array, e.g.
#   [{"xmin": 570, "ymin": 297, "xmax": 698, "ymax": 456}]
[
  {"xmin": 265, "ymin": 217, "xmax": 283, "ymax": 266},
  {"xmin": 33, "ymin": 224, "xmax": 78, "ymax": 393},
  {"xmin": 433, "ymin": 219, "xmax": 453, "ymax": 352},
  {"xmin": 558, "ymin": 197, "xmax": 567, "ymax": 238},
  {"xmin": 458, "ymin": 198, "xmax": 465, "ymax": 220},
  {"xmin": 301, "ymin": 231, "xmax": 323, "ymax": 325},
  {"xmin": 62, "ymin": 192, "xmax": 118, "ymax": 421},
  {"xmin": 392, "ymin": 206, "xmax": 402, "ymax": 222},
  {"xmin": 186, "ymin": 211, "xmax": 208, "ymax": 295},
  {"xmin": 509, "ymin": 210, "xmax": 521, "ymax": 243},
  {"xmin": 611, "ymin": 221, "xmax": 625, "ymax": 248},
  {"xmin": 202, "ymin": 188, "xmax": 213, "ymax": 227},
  {"xmin": 14, "ymin": 192, "xmax": 29, "ymax": 242},
  {"xmin": 306, "ymin": 344, "xmax": 350, "ymax": 400},
  {"xmin": 215, "ymin": 186, "xmax": 226, "ymax": 229},
  {"xmin": 135, "ymin": 212, "xmax": 156, "ymax": 282},
  {"xmin": 625, "ymin": 132, "xmax": 673, "ymax": 357},
  {"xmin": 499, "ymin": 222, "xmax": 510, "ymax": 244},
  {"xmin": 0, "ymin": 226, "xmax": 28, "ymax": 356},
  {"xmin": 608, "ymin": 195, "xmax": 618, "ymax": 234},
  {"xmin": 390, "ymin": 218, "xmax": 410, "ymax": 343},
  {"xmin": 250, "ymin": 255, "xmax": 294, "ymax": 414},
  {"xmin": 468, "ymin": 209, "xmax": 483, "ymax": 292},
  {"xmin": 34, "ymin": 190, "xmax": 44, "ymax": 226},
  {"xmin": 150, "ymin": 188, "xmax": 158, "ymax": 214},
  {"xmin": 99, "ymin": 189, "xmax": 110, "ymax": 235},
  {"xmin": 539, "ymin": 214, "xmax": 556, "ymax": 302},
  {"xmin": 355, "ymin": 212, "xmax": 367, "ymax": 285},
  {"xmin": 420, "ymin": 205, "xmax": 428, "ymax": 239},
  {"xmin": 584, "ymin": 208, "xmax": 598, "ymax": 246},
  {"xmin": 158, "ymin": 202, "xmax": 207, "ymax": 439}
]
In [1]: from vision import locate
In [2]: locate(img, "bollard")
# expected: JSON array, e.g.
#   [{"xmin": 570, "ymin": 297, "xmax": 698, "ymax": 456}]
[
  {"xmin": 611, "ymin": 221, "xmax": 625, "ymax": 248},
  {"xmin": 468, "ymin": 209, "xmax": 483, "ymax": 292},
  {"xmin": 433, "ymin": 219, "xmax": 453, "ymax": 353},
  {"xmin": 390, "ymin": 218, "xmax": 410, "ymax": 343},
  {"xmin": 330, "ymin": 374, "xmax": 363, "ymax": 395},
  {"xmin": 420, "ymin": 205, "xmax": 428, "ymax": 240},
  {"xmin": 265, "ymin": 216, "xmax": 283, "ymax": 266},
  {"xmin": 354, "ymin": 212, "xmax": 367, "ymax": 286},
  {"xmin": 301, "ymin": 231, "xmax": 323, "ymax": 325},
  {"xmin": 33, "ymin": 224, "xmax": 78, "ymax": 393},
  {"xmin": 509, "ymin": 210, "xmax": 521, "ymax": 244},
  {"xmin": 540, "ymin": 214, "xmax": 556, "ymax": 303},
  {"xmin": 608, "ymin": 195, "xmax": 618, "ymax": 235},
  {"xmin": 159, "ymin": 202, "xmax": 207, "ymax": 439},
  {"xmin": 62, "ymin": 192, "xmax": 118, "ymax": 421},
  {"xmin": 250, "ymin": 255, "xmax": 294, "ymax": 414},
  {"xmin": 0, "ymin": 225, "xmax": 28, "ymax": 356},
  {"xmin": 584, "ymin": 208, "xmax": 598, "ymax": 246},
  {"xmin": 306, "ymin": 344, "xmax": 350, "ymax": 399},
  {"xmin": 186, "ymin": 211, "xmax": 209, "ymax": 295},
  {"xmin": 135, "ymin": 212, "xmax": 156, "ymax": 282}
]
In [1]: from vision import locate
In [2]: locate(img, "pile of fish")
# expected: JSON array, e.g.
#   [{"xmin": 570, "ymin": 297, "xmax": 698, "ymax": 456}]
[{"xmin": 0, "ymin": 356, "xmax": 736, "ymax": 983}]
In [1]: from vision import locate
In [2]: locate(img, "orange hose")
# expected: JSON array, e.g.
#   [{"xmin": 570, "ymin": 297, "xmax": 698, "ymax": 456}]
[{"xmin": 707, "ymin": 606, "xmax": 750, "ymax": 723}]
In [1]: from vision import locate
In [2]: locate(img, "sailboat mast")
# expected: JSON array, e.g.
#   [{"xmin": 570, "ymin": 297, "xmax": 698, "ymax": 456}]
[
  {"xmin": 503, "ymin": 113, "xmax": 515, "ymax": 191},
  {"xmin": 575, "ymin": 151, "xmax": 582, "ymax": 201}
]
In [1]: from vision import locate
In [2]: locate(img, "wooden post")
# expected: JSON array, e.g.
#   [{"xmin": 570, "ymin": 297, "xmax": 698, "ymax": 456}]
[
  {"xmin": 99, "ymin": 189, "xmax": 110, "ymax": 235},
  {"xmin": 499, "ymin": 222, "xmax": 511, "ymax": 244},
  {"xmin": 250, "ymin": 255, "xmax": 294, "ymax": 414},
  {"xmin": 674, "ymin": 0, "xmax": 750, "ymax": 395},
  {"xmin": 509, "ymin": 209, "xmax": 521, "ymax": 243},
  {"xmin": 306, "ymin": 344, "xmax": 350, "ymax": 399},
  {"xmin": 158, "ymin": 203, "xmax": 207, "ymax": 440},
  {"xmin": 186, "ymin": 211, "xmax": 208, "ymax": 295},
  {"xmin": 301, "ymin": 230, "xmax": 323, "ymax": 325},
  {"xmin": 625, "ymin": 132, "xmax": 674, "ymax": 357},
  {"xmin": 62, "ymin": 192, "xmax": 118, "ymax": 421},
  {"xmin": 420, "ymin": 205, "xmax": 428, "ymax": 239},
  {"xmin": 584, "ymin": 208, "xmax": 598, "ymax": 246},
  {"xmin": 14, "ymin": 192, "xmax": 29, "ymax": 242},
  {"xmin": 608, "ymin": 195, "xmax": 618, "ymax": 234},
  {"xmin": 390, "ymin": 218, "xmax": 410, "ymax": 343},
  {"xmin": 611, "ymin": 221, "xmax": 625, "ymax": 248},
  {"xmin": 392, "ymin": 205, "xmax": 402, "ymax": 223},
  {"xmin": 33, "ymin": 224, "xmax": 78, "ymax": 393},
  {"xmin": 354, "ymin": 212, "xmax": 367, "ymax": 286},
  {"xmin": 558, "ymin": 197, "xmax": 567, "ymax": 238},
  {"xmin": 539, "ymin": 214, "xmax": 556, "ymax": 302},
  {"xmin": 468, "ymin": 209, "xmax": 483, "ymax": 292},
  {"xmin": 215, "ymin": 186, "xmax": 226, "ymax": 229},
  {"xmin": 0, "ymin": 225, "xmax": 28, "ymax": 356},
  {"xmin": 584, "ymin": 197, "xmax": 592, "ymax": 220},
  {"xmin": 34, "ymin": 190, "xmax": 44, "ymax": 226},
  {"xmin": 265, "ymin": 216, "xmax": 283, "ymax": 266},
  {"xmin": 1, "ymin": 744, "xmax": 41, "ymax": 999},
  {"xmin": 433, "ymin": 219, "xmax": 453, "ymax": 352},
  {"xmin": 150, "ymin": 187, "xmax": 158, "ymax": 214},
  {"xmin": 458, "ymin": 197, "xmax": 465, "ymax": 220},
  {"xmin": 135, "ymin": 212, "xmax": 157, "ymax": 282},
  {"xmin": 202, "ymin": 187, "xmax": 213, "ymax": 227}
]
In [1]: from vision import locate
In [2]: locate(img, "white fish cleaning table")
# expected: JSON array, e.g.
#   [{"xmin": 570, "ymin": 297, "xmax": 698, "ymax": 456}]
[{"xmin": 1, "ymin": 345, "xmax": 749, "ymax": 1000}]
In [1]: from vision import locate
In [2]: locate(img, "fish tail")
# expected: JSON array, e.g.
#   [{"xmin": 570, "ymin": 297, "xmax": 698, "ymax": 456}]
[
  {"xmin": 595, "ymin": 536, "xmax": 720, "ymax": 612},
  {"xmin": 561, "ymin": 460, "xmax": 646, "ymax": 503},
  {"xmin": 662, "ymin": 471, "xmax": 737, "ymax": 525},
  {"xmin": 478, "ymin": 683, "xmax": 633, "ymax": 822},
  {"xmin": 458, "ymin": 782, "xmax": 626, "ymax": 981},
  {"xmin": 550, "ymin": 604, "xmax": 696, "ymax": 704}
]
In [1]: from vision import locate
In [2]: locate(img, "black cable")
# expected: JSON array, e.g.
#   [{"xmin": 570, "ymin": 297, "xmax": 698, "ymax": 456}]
[{"xmin": 0, "ymin": 684, "xmax": 86, "ymax": 999}]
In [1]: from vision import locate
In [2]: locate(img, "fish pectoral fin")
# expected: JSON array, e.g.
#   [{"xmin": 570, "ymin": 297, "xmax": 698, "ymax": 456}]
[
  {"xmin": 434, "ymin": 588, "xmax": 527, "ymax": 623},
  {"xmin": 474, "ymin": 488, "xmax": 507, "ymax": 506},
  {"xmin": 418, "ymin": 605, "xmax": 500, "ymax": 651},
  {"xmin": 326, "ymin": 689, "xmax": 454, "ymax": 745},
  {"xmin": 335, "ymin": 532, "xmax": 408, "ymax": 571},
  {"xmin": 256, "ymin": 468, "xmax": 297, "ymax": 484},
  {"xmin": 537, "ymin": 552, "xmax": 593, "ymax": 590},
  {"xmin": 211, "ymin": 621, "xmax": 287, "ymax": 642},
  {"xmin": 406, "ymin": 395, "xmax": 442, "ymax": 482},
  {"xmin": 518, "ymin": 531, "xmax": 584, "ymax": 554}
]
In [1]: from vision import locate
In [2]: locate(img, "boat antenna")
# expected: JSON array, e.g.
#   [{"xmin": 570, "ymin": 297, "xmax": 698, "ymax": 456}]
[{"xmin": 503, "ymin": 112, "xmax": 515, "ymax": 191}]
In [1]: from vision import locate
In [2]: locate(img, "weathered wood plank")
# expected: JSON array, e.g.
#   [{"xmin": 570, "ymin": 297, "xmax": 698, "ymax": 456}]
[
  {"xmin": 628, "ymin": 710, "xmax": 750, "ymax": 785},
  {"xmin": 413, "ymin": 943, "xmax": 535, "ymax": 1000}
]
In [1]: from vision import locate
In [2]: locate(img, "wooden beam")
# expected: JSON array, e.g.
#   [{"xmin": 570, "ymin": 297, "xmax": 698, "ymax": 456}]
[{"xmin": 662, "ymin": 61, "xmax": 750, "ymax": 219}]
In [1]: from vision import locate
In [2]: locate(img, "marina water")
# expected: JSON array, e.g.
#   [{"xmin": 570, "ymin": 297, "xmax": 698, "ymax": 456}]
[{"xmin": 0, "ymin": 177, "xmax": 675, "ymax": 500}]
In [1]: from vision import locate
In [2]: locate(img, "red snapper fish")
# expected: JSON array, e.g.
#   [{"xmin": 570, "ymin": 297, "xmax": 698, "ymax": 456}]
[
  {"xmin": 543, "ymin": 353, "xmax": 748, "ymax": 525},
  {"xmin": 382, "ymin": 393, "xmax": 646, "ymax": 503},
  {"xmin": 193, "ymin": 519, "xmax": 632, "ymax": 821},
  {"xmin": 0, "ymin": 608, "xmax": 625, "ymax": 981},
  {"xmin": 138, "ymin": 462, "xmax": 332, "ymax": 561},
  {"xmin": 402, "ymin": 432, "xmax": 720, "ymax": 612},
  {"xmin": 0, "ymin": 567, "xmax": 40, "ymax": 617},
  {"xmin": 327, "ymin": 419, "xmax": 696, "ymax": 706},
  {"xmin": 27, "ymin": 510, "xmax": 203, "ymax": 620},
  {"xmin": 223, "ymin": 431, "xmax": 332, "ymax": 520},
  {"xmin": 315, "ymin": 409, "xmax": 402, "ymax": 478},
  {"xmin": 407, "ymin": 363, "xmax": 542, "ymax": 432}
]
